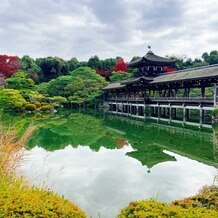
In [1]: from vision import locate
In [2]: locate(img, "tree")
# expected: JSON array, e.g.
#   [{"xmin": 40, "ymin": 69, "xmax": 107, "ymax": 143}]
[
  {"xmin": 66, "ymin": 67, "xmax": 108, "ymax": 103},
  {"xmin": 36, "ymin": 57, "xmax": 69, "ymax": 82},
  {"xmin": 47, "ymin": 76, "xmax": 73, "ymax": 97},
  {"xmin": 0, "ymin": 74, "xmax": 6, "ymax": 87},
  {"xmin": 20, "ymin": 55, "xmax": 41, "ymax": 73},
  {"xmin": 114, "ymin": 58, "xmax": 128, "ymax": 72},
  {"xmin": 101, "ymin": 58, "xmax": 116, "ymax": 71},
  {"xmin": 87, "ymin": 55, "xmax": 102, "ymax": 70},
  {"xmin": 68, "ymin": 57, "xmax": 80, "ymax": 71},
  {"xmin": 6, "ymin": 70, "xmax": 35, "ymax": 90},
  {"xmin": 20, "ymin": 55, "xmax": 41, "ymax": 83},
  {"xmin": 6, "ymin": 77, "xmax": 35, "ymax": 90},
  {"xmin": 110, "ymin": 71, "xmax": 132, "ymax": 82},
  {"xmin": 0, "ymin": 55, "xmax": 20, "ymax": 77},
  {"xmin": 202, "ymin": 50, "xmax": 218, "ymax": 65},
  {"xmin": 130, "ymin": 56, "xmax": 141, "ymax": 62}
]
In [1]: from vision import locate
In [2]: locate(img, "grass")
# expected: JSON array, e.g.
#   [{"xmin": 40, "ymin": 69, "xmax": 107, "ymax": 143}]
[
  {"xmin": 0, "ymin": 124, "xmax": 34, "ymax": 176},
  {"xmin": 0, "ymin": 123, "xmax": 86, "ymax": 218}
]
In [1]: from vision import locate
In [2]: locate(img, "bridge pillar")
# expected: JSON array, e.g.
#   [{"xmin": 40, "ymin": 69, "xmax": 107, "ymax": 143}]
[
  {"xmin": 158, "ymin": 104, "xmax": 160, "ymax": 121},
  {"xmin": 199, "ymin": 105, "xmax": 203, "ymax": 127},
  {"xmin": 169, "ymin": 104, "xmax": 172, "ymax": 123},
  {"xmin": 136, "ymin": 104, "xmax": 139, "ymax": 116},
  {"xmin": 130, "ymin": 103, "xmax": 132, "ymax": 116},
  {"xmin": 183, "ymin": 104, "xmax": 186, "ymax": 125},
  {"xmin": 144, "ymin": 105, "xmax": 146, "ymax": 120}
]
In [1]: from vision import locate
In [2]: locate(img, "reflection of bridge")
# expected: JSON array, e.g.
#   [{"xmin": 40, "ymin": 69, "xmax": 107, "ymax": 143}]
[
  {"xmin": 104, "ymin": 115, "xmax": 218, "ymax": 168},
  {"xmin": 103, "ymin": 65, "xmax": 218, "ymax": 128}
]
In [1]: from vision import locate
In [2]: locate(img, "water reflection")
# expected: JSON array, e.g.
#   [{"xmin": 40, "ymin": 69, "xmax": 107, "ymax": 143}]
[{"xmin": 2, "ymin": 111, "xmax": 218, "ymax": 218}]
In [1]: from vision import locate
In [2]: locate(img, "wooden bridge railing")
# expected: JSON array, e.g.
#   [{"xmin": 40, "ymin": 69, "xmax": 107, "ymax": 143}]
[{"xmin": 107, "ymin": 97, "xmax": 214, "ymax": 103}]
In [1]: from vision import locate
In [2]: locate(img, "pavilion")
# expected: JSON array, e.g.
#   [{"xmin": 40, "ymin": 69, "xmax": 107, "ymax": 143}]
[{"xmin": 103, "ymin": 51, "xmax": 218, "ymax": 128}]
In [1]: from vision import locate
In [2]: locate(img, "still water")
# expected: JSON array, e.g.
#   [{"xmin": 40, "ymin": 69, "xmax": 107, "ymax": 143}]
[{"xmin": 4, "ymin": 111, "xmax": 218, "ymax": 218}]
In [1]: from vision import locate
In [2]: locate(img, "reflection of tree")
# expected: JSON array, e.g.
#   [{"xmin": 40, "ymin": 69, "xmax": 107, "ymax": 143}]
[
  {"xmin": 6, "ymin": 112, "xmax": 126, "ymax": 152},
  {"xmin": 2, "ymin": 111, "xmax": 217, "ymax": 169}
]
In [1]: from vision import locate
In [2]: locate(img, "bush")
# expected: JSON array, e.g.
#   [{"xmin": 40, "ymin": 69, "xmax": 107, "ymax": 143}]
[
  {"xmin": 0, "ymin": 177, "xmax": 86, "ymax": 218},
  {"xmin": 117, "ymin": 200, "xmax": 218, "ymax": 218},
  {"xmin": 0, "ymin": 89, "xmax": 27, "ymax": 110},
  {"xmin": 25, "ymin": 103, "xmax": 37, "ymax": 111},
  {"xmin": 173, "ymin": 185, "xmax": 218, "ymax": 210},
  {"xmin": 33, "ymin": 101, "xmax": 41, "ymax": 108},
  {"xmin": 40, "ymin": 105, "xmax": 51, "ymax": 111}
]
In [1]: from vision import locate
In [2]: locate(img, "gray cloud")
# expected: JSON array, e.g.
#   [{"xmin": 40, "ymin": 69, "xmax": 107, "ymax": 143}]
[{"xmin": 0, "ymin": 0, "xmax": 217, "ymax": 61}]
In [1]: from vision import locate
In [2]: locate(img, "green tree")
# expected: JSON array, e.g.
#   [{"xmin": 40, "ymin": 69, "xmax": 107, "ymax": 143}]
[
  {"xmin": 130, "ymin": 56, "xmax": 141, "ymax": 62},
  {"xmin": 20, "ymin": 55, "xmax": 41, "ymax": 83},
  {"xmin": 110, "ymin": 71, "xmax": 132, "ymax": 82},
  {"xmin": 203, "ymin": 50, "xmax": 218, "ymax": 65},
  {"xmin": 87, "ymin": 55, "xmax": 102, "ymax": 70},
  {"xmin": 35, "ymin": 82, "xmax": 49, "ymax": 95},
  {"xmin": 6, "ymin": 75, "xmax": 35, "ymax": 90},
  {"xmin": 68, "ymin": 57, "xmax": 80, "ymax": 71},
  {"xmin": 47, "ymin": 76, "xmax": 73, "ymax": 97},
  {"xmin": 66, "ymin": 67, "xmax": 108, "ymax": 103},
  {"xmin": 101, "ymin": 58, "xmax": 116, "ymax": 71},
  {"xmin": 36, "ymin": 57, "xmax": 69, "ymax": 82}
]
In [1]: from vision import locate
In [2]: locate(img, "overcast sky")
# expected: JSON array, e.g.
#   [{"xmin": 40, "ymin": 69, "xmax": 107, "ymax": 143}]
[{"xmin": 0, "ymin": 0, "xmax": 217, "ymax": 61}]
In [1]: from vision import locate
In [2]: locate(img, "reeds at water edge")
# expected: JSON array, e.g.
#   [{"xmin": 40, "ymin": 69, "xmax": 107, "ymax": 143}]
[{"xmin": 0, "ymin": 124, "xmax": 35, "ymax": 176}]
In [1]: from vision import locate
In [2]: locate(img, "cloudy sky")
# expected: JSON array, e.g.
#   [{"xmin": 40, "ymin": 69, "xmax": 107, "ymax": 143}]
[{"xmin": 0, "ymin": 0, "xmax": 217, "ymax": 61}]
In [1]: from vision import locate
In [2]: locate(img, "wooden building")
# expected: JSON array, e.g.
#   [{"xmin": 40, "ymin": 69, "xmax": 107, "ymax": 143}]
[{"xmin": 103, "ymin": 51, "xmax": 218, "ymax": 128}]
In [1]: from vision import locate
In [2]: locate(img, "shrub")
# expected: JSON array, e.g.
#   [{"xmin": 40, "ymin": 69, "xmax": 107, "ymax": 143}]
[
  {"xmin": 0, "ymin": 177, "xmax": 86, "ymax": 218},
  {"xmin": 40, "ymin": 105, "xmax": 51, "ymax": 111},
  {"xmin": 34, "ymin": 101, "xmax": 41, "ymax": 108},
  {"xmin": 117, "ymin": 200, "xmax": 218, "ymax": 218},
  {"xmin": 173, "ymin": 185, "xmax": 218, "ymax": 210},
  {"xmin": 25, "ymin": 103, "xmax": 37, "ymax": 111},
  {"xmin": 0, "ymin": 89, "xmax": 26, "ymax": 110}
]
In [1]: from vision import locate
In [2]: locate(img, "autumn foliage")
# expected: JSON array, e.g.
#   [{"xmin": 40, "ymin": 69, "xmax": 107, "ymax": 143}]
[
  {"xmin": 114, "ymin": 58, "xmax": 128, "ymax": 72},
  {"xmin": 163, "ymin": 66, "xmax": 176, "ymax": 73},
  {"xmin": 0, "ymin": 55, "xmax": 20, "ymax": 77}
]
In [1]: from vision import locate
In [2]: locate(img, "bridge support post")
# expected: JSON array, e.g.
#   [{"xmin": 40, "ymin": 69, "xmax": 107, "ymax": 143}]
[
  {"xmin": 130, "ymin": 103, "xmax": 132, "ymax": 116},
  {"xmin": 199, "ymin": 105, "xmax": 203, "ymax": 128},
  {"xmin": 158, "ymin": 104, "xmax": 160, "ymax": 122},
  {"xmin": 169, "ymin": 104, "xmax": 172, "ymax": 123},
  {"xmin": 148, "ymin": 105, "xmax": 151, "ymax": 118},
  {"xmin": 183, "ymin": 104, "xmax": 186, "ymax": 125},
  {"xmin": 136, "ymin": 104, "xmax": 139, "ymax": 116}
]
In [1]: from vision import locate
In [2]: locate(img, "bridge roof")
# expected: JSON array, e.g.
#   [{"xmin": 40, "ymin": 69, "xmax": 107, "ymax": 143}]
[
  {"xmin": 120, "ymin": 76, "xmax": 154, "ymax": 85},
  {"xmin": 128, "ymin": 51, "xmax": 175, "ymax": 67},
  {"xmin": 102, "ymin": 82, "xmax": 126, "ymax": 90},
  {"xmin": 150, "ymin": 64, "xmax": 218, "ymax": 84}
]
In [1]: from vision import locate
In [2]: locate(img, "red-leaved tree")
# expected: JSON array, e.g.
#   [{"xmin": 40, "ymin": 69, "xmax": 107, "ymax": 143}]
[
  {"xmin": 114, "ymin": 58, "xmax": 128, "ymax": 72},
  {"xmin": 163, "ymin": 66, "xmax": 176, "ymax": 73},
  {"xmin": 0, "ymin": 55, "xmax": 20, "ymax": 77}
]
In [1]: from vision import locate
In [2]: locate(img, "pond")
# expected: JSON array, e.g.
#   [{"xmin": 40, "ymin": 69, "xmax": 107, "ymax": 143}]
[{"xmin": 3, "ymin": 111, "xmax": 218, "ymax": 218}]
